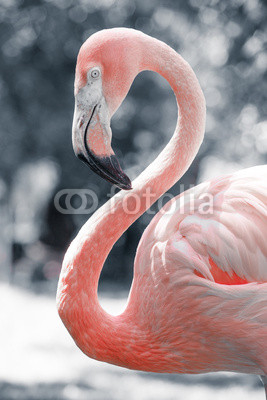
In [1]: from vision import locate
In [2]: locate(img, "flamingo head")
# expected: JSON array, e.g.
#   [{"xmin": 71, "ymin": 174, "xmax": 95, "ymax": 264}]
[{"xmin": 72, "ymin": 28, "xmax": 143, "ymax": 190}]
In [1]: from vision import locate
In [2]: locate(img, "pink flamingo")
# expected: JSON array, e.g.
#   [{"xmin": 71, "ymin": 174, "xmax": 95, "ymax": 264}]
[{"xmin": 57, "ymin": 28, "xmax": 267, "ymax": 396}]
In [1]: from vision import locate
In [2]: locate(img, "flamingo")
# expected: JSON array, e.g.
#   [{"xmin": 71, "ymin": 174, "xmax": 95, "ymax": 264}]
[{"xmin": 57, "ymin": 28, "xmax": 267, "ymax": 396}]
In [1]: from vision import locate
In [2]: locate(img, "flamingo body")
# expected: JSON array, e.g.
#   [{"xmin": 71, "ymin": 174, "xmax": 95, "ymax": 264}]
[
  {"xmin": 129, "ymin": 165, "xmax": 267, "ymax": 374},
  {"xmin": 57, "ymin": 28, "xmax": 267, "ymax": 390}
]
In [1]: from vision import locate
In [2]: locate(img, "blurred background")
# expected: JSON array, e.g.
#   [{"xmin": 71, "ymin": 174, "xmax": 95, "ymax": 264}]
[{"xmin": 0, "ymin": 0, "xmax": 266, "ymax": 399}]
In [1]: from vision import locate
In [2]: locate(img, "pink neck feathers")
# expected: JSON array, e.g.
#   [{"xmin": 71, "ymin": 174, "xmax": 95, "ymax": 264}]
[{"xmin": 57, "ymin": 30, "xmax": 206, "ymax": 367}]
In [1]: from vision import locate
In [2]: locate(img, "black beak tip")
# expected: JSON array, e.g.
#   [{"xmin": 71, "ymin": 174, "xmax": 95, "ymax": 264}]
[
  {"xmin": 77, "ymin": 151, "xmax": 132, "ymax": 190},
  {"xmin": 117, "ymin": 180, "xmax": 132, "ymax": 191}
]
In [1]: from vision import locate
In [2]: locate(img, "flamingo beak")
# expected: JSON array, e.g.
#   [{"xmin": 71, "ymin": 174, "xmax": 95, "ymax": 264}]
[{"xmin": 72, "ymin": 100, "xmax": 132, "ymax": 190}]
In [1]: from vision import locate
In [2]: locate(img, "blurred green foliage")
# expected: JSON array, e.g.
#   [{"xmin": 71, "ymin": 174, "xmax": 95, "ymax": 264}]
[{"xmin": 0, "ymin": 0, "xmax": 266, "ymax": 283}]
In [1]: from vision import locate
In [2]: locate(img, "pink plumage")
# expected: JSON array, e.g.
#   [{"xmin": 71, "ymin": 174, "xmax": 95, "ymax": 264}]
[{"xmin": 57, "ymin": 28, "xmax": 267, "ymax": 395}]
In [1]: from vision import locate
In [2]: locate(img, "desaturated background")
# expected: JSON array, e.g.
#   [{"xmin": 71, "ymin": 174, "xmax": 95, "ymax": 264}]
[{"xmin": 0, "ymin": 0, "xmax": 266, "ymax": 399}]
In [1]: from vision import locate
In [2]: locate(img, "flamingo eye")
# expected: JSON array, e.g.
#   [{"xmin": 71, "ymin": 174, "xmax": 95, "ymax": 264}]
[{"xmin": 91, "ymin": 69, "xmax": 100, "ymax": 79}]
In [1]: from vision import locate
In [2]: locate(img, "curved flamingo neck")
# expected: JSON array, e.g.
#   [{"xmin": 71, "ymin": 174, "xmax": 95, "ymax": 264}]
[{"xmin": 57, "ymin": 33, "xmax": 206, "ymax": 365}]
